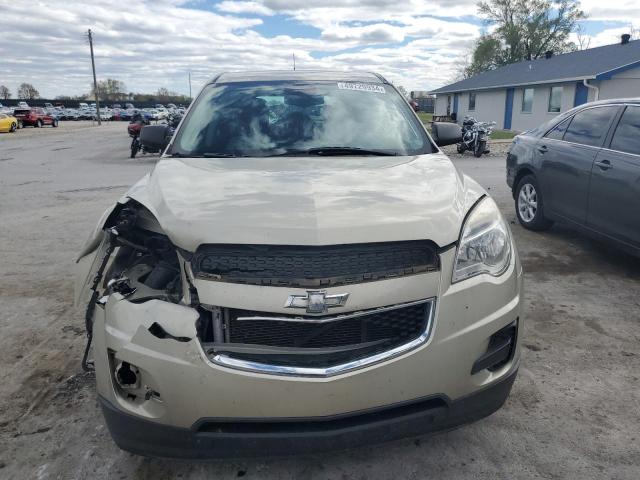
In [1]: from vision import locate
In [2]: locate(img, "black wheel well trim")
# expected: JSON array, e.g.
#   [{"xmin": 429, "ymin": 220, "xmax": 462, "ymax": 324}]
[{"xmin": 512, "ymin": 167, "xmax": 535, "ymax": 198}]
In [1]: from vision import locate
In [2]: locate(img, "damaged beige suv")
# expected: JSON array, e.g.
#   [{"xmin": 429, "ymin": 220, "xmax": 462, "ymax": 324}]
[{"xmin": 76, "ymin": 71, "xmax": 522, "ymax": 458}]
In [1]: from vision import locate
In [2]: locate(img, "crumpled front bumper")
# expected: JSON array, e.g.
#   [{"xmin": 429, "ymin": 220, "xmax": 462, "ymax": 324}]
[
  {"xmin": 99, "ymin": 368, "xmax": 518, "ymax": 459},
  {"xmin": 89, "ymin": 247, "xmax": 523, "ymax": 457}
]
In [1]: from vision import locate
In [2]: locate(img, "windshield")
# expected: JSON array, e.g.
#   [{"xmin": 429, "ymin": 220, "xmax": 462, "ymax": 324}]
[{"xmin": 171, "ymin": 80, "xmax": 433, "ymax": 157}]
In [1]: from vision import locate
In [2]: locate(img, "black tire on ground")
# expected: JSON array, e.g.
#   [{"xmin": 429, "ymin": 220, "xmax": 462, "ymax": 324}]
[
  {"xmin": 10, "ymin": 122, "xmax": 17, "ymax": 132},
  {"xmin": 52, "ymin": 119, "xmax": 59, "ymax": 127},
  {"xmin": 36, "ymin": 119, "xmax": 43, "ymax": 128},
  {"xmin": 515, "ymin": 174, "xmax": 554, "ymax": 231},
  {"xmin": 130, "ymin": 138, "xmax": 139, "ymax": 158},
  {"xmin": 456, "ymin": 143, "xmax": 466, "ymax": 154},
  {"xmin": 474, "ymin": 140, "xmax": 486, "ymax": 157}
]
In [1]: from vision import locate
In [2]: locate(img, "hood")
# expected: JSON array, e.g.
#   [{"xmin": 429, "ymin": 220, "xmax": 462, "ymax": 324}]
[{"xmin": 127, "ymin": 153, "xmax": 485, "ymax": 252}]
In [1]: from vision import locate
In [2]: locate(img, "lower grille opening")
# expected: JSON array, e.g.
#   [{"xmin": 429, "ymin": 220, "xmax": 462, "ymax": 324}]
[
  {"xmin": 195, "ymin": 396, "xmax": 448, "ymax": 434},
  {"xmin": 471, "ymin": 319, "xmax": 518, "ymax": 375},
  {"xmin": 199, "ymin": 299, "xmax": 434, "ymax": 372}
]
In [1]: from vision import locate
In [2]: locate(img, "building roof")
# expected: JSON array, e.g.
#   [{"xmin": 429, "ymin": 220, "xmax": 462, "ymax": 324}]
[
  {"xmin": 212, "ymin": 70, "xmax": 388, "ymax": 84},
  {"xmin": 430, "ymin": 39, "xmax": 640, "ymax": 94}
]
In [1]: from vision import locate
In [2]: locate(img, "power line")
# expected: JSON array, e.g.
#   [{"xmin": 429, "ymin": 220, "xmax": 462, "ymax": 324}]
[{"xmin": 87, "ymin": 29, "xmax": 102, "ymax": 125}]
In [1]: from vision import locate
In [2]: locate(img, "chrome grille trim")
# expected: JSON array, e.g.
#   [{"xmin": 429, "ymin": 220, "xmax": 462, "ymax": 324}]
[
  {"xmin": 234, "ymin": 299, "xmax": 433, "ymax": 324},
  {"xmin": 206, "ymin": 297, "xmax": 436, "ymax": 377}
]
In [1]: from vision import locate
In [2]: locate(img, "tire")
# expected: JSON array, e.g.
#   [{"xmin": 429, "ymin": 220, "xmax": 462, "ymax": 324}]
[
  {"xmin": 52, "ymin": 119, "xmax": 59, "ymax": 128},
  {"xmin": 130, "ymin": 138, "xmax": 140, "ymax": 158},
  {"xmin": 456, "ymin": 143, "xmax": 466, "ymax": 154},
  {"xmin": 10, "ymin": 122, "xmax": 17, "ymax": 132},
  {"xmin": 17, "ymin": 120, "xmax": 23, "ymax": 129},
  {"xmin": 515, "ymin": 174, "xmax": 553, "ymax": 230},
  {"xmin": 36, "ymin": 119, "xmax": 43, "ymax": 128},
  {"xmin": 474, "ymin": 140, "xmax": 486, "ymax": 157}
]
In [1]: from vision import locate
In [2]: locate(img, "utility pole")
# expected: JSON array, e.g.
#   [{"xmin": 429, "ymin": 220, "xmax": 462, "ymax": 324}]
[
  {"xmin": 87, "ymin": 29, "xmax": 101, "ymax": 125},
  {"xmin": 188, "ymin": 71, "xmax": 192, "ymax": 100},
  {"xmin": 293, "ymin": 53, "xmax": 296, "ymax": 71}
]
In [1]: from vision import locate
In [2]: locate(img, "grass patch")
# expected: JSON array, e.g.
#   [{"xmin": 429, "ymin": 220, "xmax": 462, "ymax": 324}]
[
  {"xmin": 417, "ymin": 112, "xmax": 433, "ymax": 123},
  {"xmin": 490, "ymin": 129, "xmax": 518, "ymax": 140}
]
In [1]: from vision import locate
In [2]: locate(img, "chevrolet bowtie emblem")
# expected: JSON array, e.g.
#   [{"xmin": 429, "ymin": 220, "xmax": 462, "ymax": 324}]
[{"xmin": 284, "ymin": 290, "xmax": 350, "ymax": 315}]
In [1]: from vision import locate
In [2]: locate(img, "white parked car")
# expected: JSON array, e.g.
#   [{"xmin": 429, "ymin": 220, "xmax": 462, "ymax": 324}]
[{"xmin": 76, "ymin": 70, "xmax": 522, "ymax": 458}]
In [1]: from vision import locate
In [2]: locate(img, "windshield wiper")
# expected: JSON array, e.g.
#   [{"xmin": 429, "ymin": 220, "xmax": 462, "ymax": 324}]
[{"xmin": 269, "ymin": 147, "xmax": 398, "ymax": 157}]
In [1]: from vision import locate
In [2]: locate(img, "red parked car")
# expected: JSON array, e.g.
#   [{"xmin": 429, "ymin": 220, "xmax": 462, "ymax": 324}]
[{"xmin": 13, "ymin": 107, "xmax": 58, "ymax": 128}]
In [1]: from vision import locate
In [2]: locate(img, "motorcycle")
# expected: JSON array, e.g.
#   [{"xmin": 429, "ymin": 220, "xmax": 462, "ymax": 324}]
[
  {"xmin": 129, "ymin": 111, "xmax": 183, "ymax": 159},
  {"xmin": 127, "ymin": 114, "xmax": 150, "ymax": 158},
  {"xmin": 456, "ymin": 116, "xmax": 496, "ymax": 157}
]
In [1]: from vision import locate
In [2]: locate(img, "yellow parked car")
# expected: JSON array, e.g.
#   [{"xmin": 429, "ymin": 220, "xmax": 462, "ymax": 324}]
[{"xmin": 0, "ymin": 113, "xmax": 19, "ymax": 133}]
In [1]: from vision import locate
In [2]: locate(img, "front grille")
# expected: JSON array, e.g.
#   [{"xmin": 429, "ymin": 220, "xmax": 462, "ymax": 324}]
[
  {"xmin": 191, "ymin": 241, "xmax": 439, "ymax": 288},
  {"xmin": 207, "ymin": 300, "xmax": 434, "ymax": 370}
]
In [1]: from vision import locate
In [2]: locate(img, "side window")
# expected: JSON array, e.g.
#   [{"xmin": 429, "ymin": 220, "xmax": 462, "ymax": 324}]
[
  {"xmin": 545, "ymin": 117, "xmax": 571, "ymax": 140},
  {"xmin": 521, "ymin": 88, "xmax": 533, "ymax": 113},
  {"xmin": 468, "ymin": 92, "xmax": 476, "ymax": 111},
  {"xmin": 548, "ymin": 86, "xmax": 563, "ymax": 113},
  {"xmin": 610, "ymin": 106, "xmax": 640, "ymax": 156},
  {"xmin": 563, "ymin": 106, "xmax": 618, "ymax": 147}
]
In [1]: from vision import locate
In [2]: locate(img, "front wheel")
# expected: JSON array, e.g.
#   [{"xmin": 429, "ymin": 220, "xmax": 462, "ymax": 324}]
[
  {"xmin": 515, "ymin": 174, "xmax": 553, "ymax": 230},
  {"xmin": 456, "ymin": 143, "xmax": 466, "ymax": 154},
  {"xmin": 130, "ymin": 138, "xmax": 140, "ymax": 158},
  {"xmin": 474, "ymin": 140, "xmax": 486, "ymax": 157},
  {"xmin": 10, "ymin": 122, "xmax": 17, "ymax": 132},
  {"xmin": 52, "ymin": 119, "xmax": 59, "ymax": 128},
  {"xmin": 36, "ymin": 119, "xmax": 43, "ymax": 128}
]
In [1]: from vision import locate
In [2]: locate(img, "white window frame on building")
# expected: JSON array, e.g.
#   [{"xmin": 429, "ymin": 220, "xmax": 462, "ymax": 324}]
[
  {"xmin": 521, "ymin": 88, "xmax": 534, "ymax": 113},
  {"xmin": 548, "ymin": 86, "xmax": 563, "ymax": 113}
]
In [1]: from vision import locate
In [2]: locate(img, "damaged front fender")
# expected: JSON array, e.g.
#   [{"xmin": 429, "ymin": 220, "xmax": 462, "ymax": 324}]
[{"xmin": 75, "ymin": 192, "xmax": 191, "ymax": 371}]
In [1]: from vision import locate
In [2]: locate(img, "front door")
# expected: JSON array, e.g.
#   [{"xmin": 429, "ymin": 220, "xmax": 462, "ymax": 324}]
[
  {"xmin": 537, "ymin": 105, "xmax": 619, "ymax": 223},
  {"xmin": 587, "ymin": 105, "xmax": 640, "ymax": 247}
]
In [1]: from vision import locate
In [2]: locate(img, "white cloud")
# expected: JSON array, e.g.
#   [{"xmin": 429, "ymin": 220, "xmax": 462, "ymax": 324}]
[
  {"xmin": 217, "ymin": 1, "xmax": 274, "ymax": 16},
  {"xmin": 0, "ymin": 0, "xmax": 485, "ymax": 97}
]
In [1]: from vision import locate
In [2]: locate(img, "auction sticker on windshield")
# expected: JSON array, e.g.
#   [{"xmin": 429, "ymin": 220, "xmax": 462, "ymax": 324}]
[{"xmin": 337, "ymin": 82, "xmax": 386, "ymax": 93}]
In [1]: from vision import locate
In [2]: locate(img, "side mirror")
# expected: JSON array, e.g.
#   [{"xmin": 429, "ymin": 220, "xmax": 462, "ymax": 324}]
[
  {"xmin": 431, "ymin": 121, "xmax": 462, "ymax": 147},
  {"xmin": 140, "ymin": 125, "xmax": 172, "ymax": 153}
]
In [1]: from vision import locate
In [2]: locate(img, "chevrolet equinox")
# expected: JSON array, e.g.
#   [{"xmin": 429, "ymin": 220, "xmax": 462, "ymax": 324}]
[{"xmin": 76, "ymin": 70, "xmax": 523, "ymax": 458}]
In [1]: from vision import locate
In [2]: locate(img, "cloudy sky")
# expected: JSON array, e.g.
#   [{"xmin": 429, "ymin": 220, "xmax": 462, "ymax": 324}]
[{"xmin": 0, "ymin": 0, "xmax": 638, "ymax": 98}]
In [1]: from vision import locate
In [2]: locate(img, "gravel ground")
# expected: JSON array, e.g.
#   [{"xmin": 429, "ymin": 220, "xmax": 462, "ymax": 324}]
[{"xmin": 0, "ymin": 126, "xmax": 639, "ymax": 479}]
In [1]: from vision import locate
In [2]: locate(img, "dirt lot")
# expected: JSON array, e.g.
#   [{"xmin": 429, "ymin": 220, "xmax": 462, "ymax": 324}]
[{"xmin": 1, "ymin": 124, "xmax": 639, "ymax": 479}]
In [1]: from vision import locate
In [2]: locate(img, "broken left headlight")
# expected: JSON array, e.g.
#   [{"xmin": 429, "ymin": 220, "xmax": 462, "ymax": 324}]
[
  {"xmin": 100, "ymin": 201, "xmax": 184, "ymax": 304},
  {"xmin": 452, "ymin": 197, "xmax": 511, "ymax": 283}
]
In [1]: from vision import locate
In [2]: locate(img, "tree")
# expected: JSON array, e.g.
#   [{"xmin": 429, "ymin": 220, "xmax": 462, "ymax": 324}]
[
  {"xmin": 17, "ymin": 83, "xmax": 40, "ymax": 99},
  {"xmin": 91, "ymin": 78, "xmax": 127, "ymax": 101},
  {"xmin": 574, "ymin": 24, "xmax": 591, "ymax": 50},
  {"xmin": 0, "ymin": 85, "xmax": 10, "ymax": 100},
  {"xmin": 156, "ymin": 87, "xmax": 171, "ymax": 98},
  {"xmin": 465, "ymin": 0, "xmax": 586, "ymax": 77},
  {"xmin": 464, "ymin": 35, "xmax": 503, "ymax": 78}
]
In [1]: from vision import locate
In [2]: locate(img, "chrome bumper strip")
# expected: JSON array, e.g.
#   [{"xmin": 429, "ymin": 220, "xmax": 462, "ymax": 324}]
[{"xmin": 207, "ymin": 298, "xmax": 436, "ymax": 377}]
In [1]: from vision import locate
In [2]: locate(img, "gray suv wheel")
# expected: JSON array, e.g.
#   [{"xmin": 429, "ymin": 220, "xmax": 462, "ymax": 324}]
[{"xmin": 515, "ymin": 174, "xmax": 553, "ymax": 231}]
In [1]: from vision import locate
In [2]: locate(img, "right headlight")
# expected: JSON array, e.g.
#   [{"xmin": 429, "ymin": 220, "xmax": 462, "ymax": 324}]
[{"xmin": 452, "ymin": 197, "xmax": 511, "ymax": 283}]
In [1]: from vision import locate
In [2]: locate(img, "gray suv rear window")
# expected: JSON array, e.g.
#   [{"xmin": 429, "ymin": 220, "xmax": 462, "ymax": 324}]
[
  {"xmin": 562, "ymin": 106, "xmax": 617, "ymax": 147},
  {"xmin": 610, "ymin": 106, "xmax": 640, "ymax": 156}
]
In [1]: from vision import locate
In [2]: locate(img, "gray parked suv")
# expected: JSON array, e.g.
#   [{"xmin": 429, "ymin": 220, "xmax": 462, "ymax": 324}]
[{"xmin": 507, "ymin": 99, "xmax": 640, "ymax": 256}]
